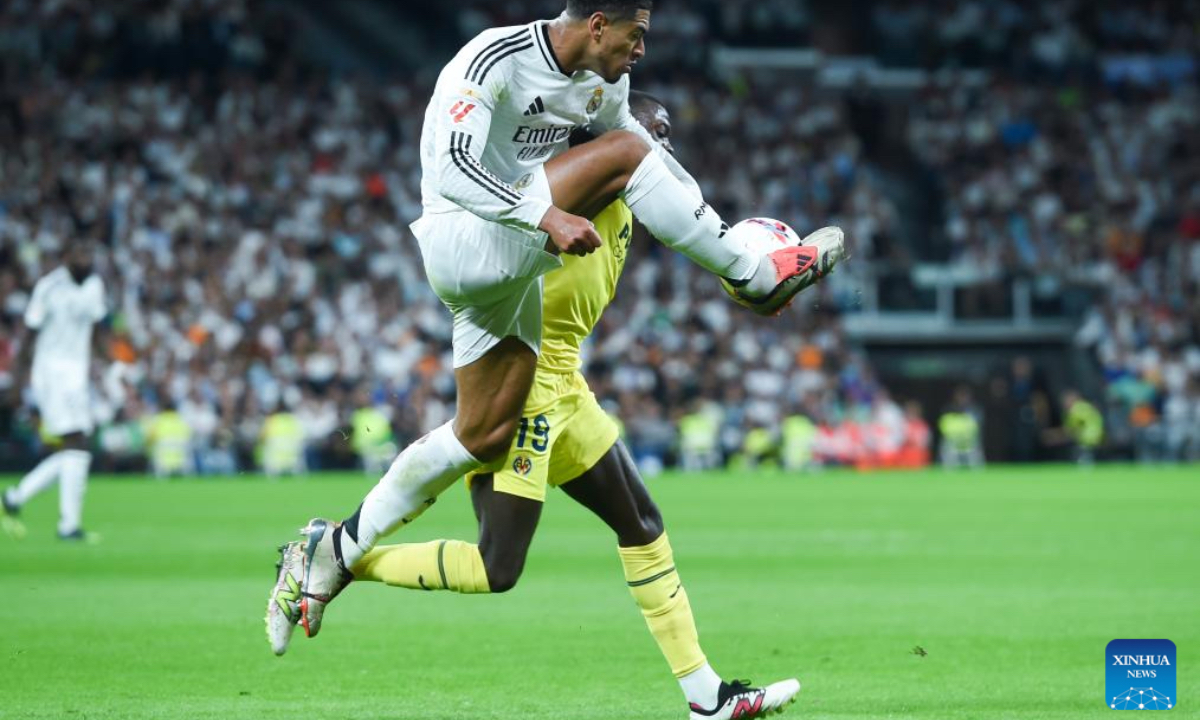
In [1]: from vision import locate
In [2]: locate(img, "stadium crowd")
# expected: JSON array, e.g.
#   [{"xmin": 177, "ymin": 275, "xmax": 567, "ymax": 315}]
[
  {"xmin": 0, "ymin": 0, "xmax": 910, "ymax": 475},
  {"xmin": 901, "ymin": 1, "xmax": 1200, "ymax": 461},
  {"xmin": 1, "ymin": 0, "xmax": 1197, "ymax": 473}
]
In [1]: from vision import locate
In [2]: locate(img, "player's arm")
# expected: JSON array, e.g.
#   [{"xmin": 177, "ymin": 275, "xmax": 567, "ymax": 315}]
[
  {"xmin": 91, "ymin": 323, "xmax": 108, "ymax": 361},
  {"xmin": 10, "ymin": 279, "xmax": 47, "ymax": 404},
  {"xmin": 87, "ymin": 275, "xmax": 110, "ymax": 361},
  {"xmin": 432, "ymin": 70, "xmax": 598, "ymax": 255},
  {"xmin": 8, "ymin": 327, "xmax": 35, "ymax": 405}
]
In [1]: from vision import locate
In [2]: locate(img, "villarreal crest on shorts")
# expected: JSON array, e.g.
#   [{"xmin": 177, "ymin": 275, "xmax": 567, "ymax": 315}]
[
  {"xmin": 464, "ymin": 198, "xmax": 632, "ymax": 501},
  {"xmin": 467, "ymin": 370, "xmax": 620, "ymax": 502}
]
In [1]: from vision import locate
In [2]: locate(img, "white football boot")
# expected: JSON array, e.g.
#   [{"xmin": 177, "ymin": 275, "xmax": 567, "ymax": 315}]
[
  {"xmin": 722, "ymin": 226, "xmax": 846, "ymax": 316},
  {"xmin": 265, "ymin": 541, "xmax": 304, "ymax": 655},
  {"xmin": 1, "ymin": 491, "xmax": 26, "ymax": 540},
  {"xmin": 297, "ymin": 518, "xmax": 353, "ymax": 638},
  {"xmin": 688, "ymin": 679, "xmax": 801, "ymax": 720}
]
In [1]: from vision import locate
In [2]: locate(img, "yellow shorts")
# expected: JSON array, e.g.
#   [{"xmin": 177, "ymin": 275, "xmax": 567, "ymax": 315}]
[{"xmin": 467, "ymin": 370, "xmax": 620, "ymax": 502}]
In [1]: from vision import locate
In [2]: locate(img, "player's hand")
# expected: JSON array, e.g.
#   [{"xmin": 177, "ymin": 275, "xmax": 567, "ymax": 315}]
[{"xmin": 539, "ymin": 206, "xmax": 601, "ymax": 257}]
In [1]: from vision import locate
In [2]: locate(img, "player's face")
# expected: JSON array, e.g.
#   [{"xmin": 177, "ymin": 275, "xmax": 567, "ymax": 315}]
[
  {"xmin": 67, "ymin": 246, "xmax": 94, "ymax": 283},
  {"xmin": 595, "ymin": 10, "xmax": 649, "ymax": 82},
  {"xmin": 637, "ymin": 104, "xmax": 673, "ymax": 154}
]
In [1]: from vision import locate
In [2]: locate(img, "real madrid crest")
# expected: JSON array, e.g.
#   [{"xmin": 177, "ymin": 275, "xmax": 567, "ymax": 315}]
[
  {"xmin": 586, "ymin": 87, "xmax": 604, "ymax": 114},
  {"xmin": 513, "ymin": 173, "xmax": 534, "ymax": 191}
]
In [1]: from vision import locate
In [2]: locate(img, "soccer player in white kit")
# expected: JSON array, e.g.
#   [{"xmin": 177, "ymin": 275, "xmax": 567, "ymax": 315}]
[
  {"xmin": 2, "ymin": 243, "xmax": 106, "ymax": 542},
  {"xmin": 278, "ymin": 0, "xmax": 844, "ymax": 647}
]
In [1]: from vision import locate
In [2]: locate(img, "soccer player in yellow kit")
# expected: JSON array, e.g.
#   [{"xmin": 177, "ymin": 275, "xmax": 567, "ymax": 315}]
[{"xmin": 350, "ymin": 93, "xmax": 801, "ymax": 719}]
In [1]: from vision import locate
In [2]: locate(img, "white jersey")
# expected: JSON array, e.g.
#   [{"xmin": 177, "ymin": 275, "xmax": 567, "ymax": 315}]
[
  {"xmin": 24, "ymin": 266, "xmax": 106, "ymax": 389},
  {"xmin": 416, "ymin": 19, "xmax": 682, "ymax": 237}
]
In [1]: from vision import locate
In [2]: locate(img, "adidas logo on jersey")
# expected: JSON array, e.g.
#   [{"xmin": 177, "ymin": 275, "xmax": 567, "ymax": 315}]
[{"xmin": 522, "ymin": 96, "xmax": 546, "ymax": 116}]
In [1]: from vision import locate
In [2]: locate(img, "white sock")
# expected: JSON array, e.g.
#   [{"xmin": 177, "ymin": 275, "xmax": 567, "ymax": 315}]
[
  {"xmin": 57, "ymin": 450, "xmax": 92, "ymax": 535},
  {"xmin": 341, "ymin": 421, "xmax": 479, "ymax": 568},
  {"xmin": 623, "ymin": 152, "xmax": 758, "ymax": 282},
  {"xmin": 8, "ymin": 451, "xmax": 68, "ymax": 506},
  {"xmin": 679, "ymin": 662, "xmax": 723, "ymax": 709}
]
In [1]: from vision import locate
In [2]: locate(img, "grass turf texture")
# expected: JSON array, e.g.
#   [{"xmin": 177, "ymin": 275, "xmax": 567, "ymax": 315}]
[{"xmin": 0, "ymin": 466, "xmax": 1196, "ymax": 720}]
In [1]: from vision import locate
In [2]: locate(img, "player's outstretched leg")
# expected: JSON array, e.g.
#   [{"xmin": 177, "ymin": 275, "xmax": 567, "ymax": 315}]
[
  {"xmin": 269, "ymin": 337, "xmax": 538, "ymax": 645},
  {"xmin": 55, "ymin": 447, "xmax": 95, "ymax": 541},
  {"xmin": 3, "ymin": 451, "xmax": 67, "ymax": 540},
  {"xmin": 561, "ymin": 441, "xmax": 802, "ymax": 718},
  {"xmin": 545, "ymin": 131, "xmax": 840, "ymax": 307},
  {"xmin": 4, "ymin": 446, "xmax": 98, "ymax": 542},
  {"xmin": 352, "ymin": 474, "xmax": 541, "ymax": 595}
]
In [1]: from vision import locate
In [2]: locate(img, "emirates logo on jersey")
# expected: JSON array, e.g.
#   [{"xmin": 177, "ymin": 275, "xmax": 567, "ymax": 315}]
[{"xmin": 449, "ymin": 100, "xmax": 476, "ymax": 123}]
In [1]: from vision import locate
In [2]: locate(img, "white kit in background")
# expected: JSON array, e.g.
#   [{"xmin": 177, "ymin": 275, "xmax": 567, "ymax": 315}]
[{"xmin": 3, "ymin": 266, "xmax": 107, "ymax": 538}]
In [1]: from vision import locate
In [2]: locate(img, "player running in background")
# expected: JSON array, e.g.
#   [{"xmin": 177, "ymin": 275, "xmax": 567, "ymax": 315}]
[
  {"xmin": 2, "ymin": 243, "xmax": 106, "ymax": 542},
  {"xmin": 274, "ymin": 0, "xmax": 843, "ymax": 656},
  {"xmin": 271, "ymin": 92, "xmax": 827, "ymax": 720}
]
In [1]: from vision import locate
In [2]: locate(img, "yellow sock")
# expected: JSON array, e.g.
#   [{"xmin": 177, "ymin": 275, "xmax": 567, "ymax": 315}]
[
  {"xmin": 353, "ymin": 540, "xmax": 490, "ymax": 594},
  {"xmin": 618, "ymin": 533, "xmax": 707, "ymax": 677}
]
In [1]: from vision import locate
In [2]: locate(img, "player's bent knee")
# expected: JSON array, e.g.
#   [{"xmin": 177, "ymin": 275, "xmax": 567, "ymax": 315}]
[
  {"xmin": 598, "ymin": 129, "xmax": 651, "ymax": 170},
  {"xmin": 467, "ymin": 417, "xmax": 522, "ymax": 463},
  {"xmin": 620, "ymin": 504, "xmax": 664, "ymax": 547},
  {"xmin": 482, "ymin": 561, "xmax": 523, "ymax": 593},
  {"xmin": 641, "ymin": 505, "xmax": 665, "ymax": 540}
]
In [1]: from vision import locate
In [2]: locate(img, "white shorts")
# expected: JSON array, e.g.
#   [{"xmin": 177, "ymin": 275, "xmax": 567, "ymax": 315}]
[
  {"xmin": 32, "ymin": 377, "xmax": 94, "ymax": 437},
  {"xmin": 413, "ymin": 168, "xmax": 562, "ymax": 368}
]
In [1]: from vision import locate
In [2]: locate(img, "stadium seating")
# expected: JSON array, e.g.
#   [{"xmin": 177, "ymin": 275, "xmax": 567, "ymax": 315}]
[{"xmin": 1, "ymin": 0, "xmax": 1196, "ymax": 471}]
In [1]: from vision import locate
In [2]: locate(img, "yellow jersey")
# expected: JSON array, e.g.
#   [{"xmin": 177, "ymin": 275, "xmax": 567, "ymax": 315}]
[{"xmin": 538, "ymin": 199, "xmax": 633, "ymax": 373}]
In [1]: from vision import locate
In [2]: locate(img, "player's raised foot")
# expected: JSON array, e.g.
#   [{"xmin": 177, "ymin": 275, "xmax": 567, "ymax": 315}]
[
  {"xmin": 265, "ymin": 541, "xmax": 304, "ymax": 655},
  {"xmin": 57, "ymin": 528, "xmax": 101, "ymax": 544},
  {"xmin": 784, "ymin": 225, "xmax": 844, "ymax": 288},
  {"xmin": 725, "ymin": 226, "xmax": 846, "ymax": 316},
  {"xmin": 298, "ymin": 518, "xmax": 354, "ymax": 639},
  {"xmin": 1, "ymin": 491, "xmax": 26, "ymax": 540},
  {"xmin": 688, "ymin": 678, "xmax": 801, "ymax": 720}
]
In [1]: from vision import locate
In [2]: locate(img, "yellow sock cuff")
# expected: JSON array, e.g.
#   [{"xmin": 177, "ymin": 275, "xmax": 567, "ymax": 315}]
[
  {"xmin": 618, "ymin": 532, "xmax": 674, "ymax": 583},
  {"xmin": 441, "ymin": 539, "xmax": 491, "ymax": 594}
]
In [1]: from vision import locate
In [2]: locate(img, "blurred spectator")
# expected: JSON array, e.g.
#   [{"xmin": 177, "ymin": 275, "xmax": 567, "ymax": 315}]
[
  {"xmin": 1061, "ymin": 389, "xmax": 1105, "ymax": 465},
  {"xmin": 351, "ymin": 388, "xmax": 397, "ymax": 474},
  {"xmin": 896, "ymin": 401, "xmax": 932, "ymax": 469},
  {"xmin": 780, "ymin": 410, "xmax": 818, "ymax": 472},
  {"xmin": 678, "ymin": 400, "xmax": 722, "ymax": 471},
  {"xmin": 146, "ymin": 401, "xmax": 193, "ymax": 478},
  {"xmin": 1008, "ymin": 357, "xmax": 1045, "ymax": 463},
  {"xmin": 939, "ymin": 386, "xmax": 985, "ymax": 469},
  {"xmin": 259, "ymin": 403, "xmax": 306, "ymax": 477}
]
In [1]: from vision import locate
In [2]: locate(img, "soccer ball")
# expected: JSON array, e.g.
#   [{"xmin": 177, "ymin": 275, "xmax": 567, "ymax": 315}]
[
  {"xmin": 718, "ymin": 220, "xmax": 844, "ymax": 316},
  {"xmin": 719, "ymin": 217, "xmax": 802, "ymax": 316},
  {"xmin": 726, "ymin": 217, "xmax": 802, "ymax": 255}
]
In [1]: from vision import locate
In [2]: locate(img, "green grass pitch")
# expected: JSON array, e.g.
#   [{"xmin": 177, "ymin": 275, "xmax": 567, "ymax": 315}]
[{"xmin": 1, "ymin": 466, "xmax": 1196, "ymax": 719}]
